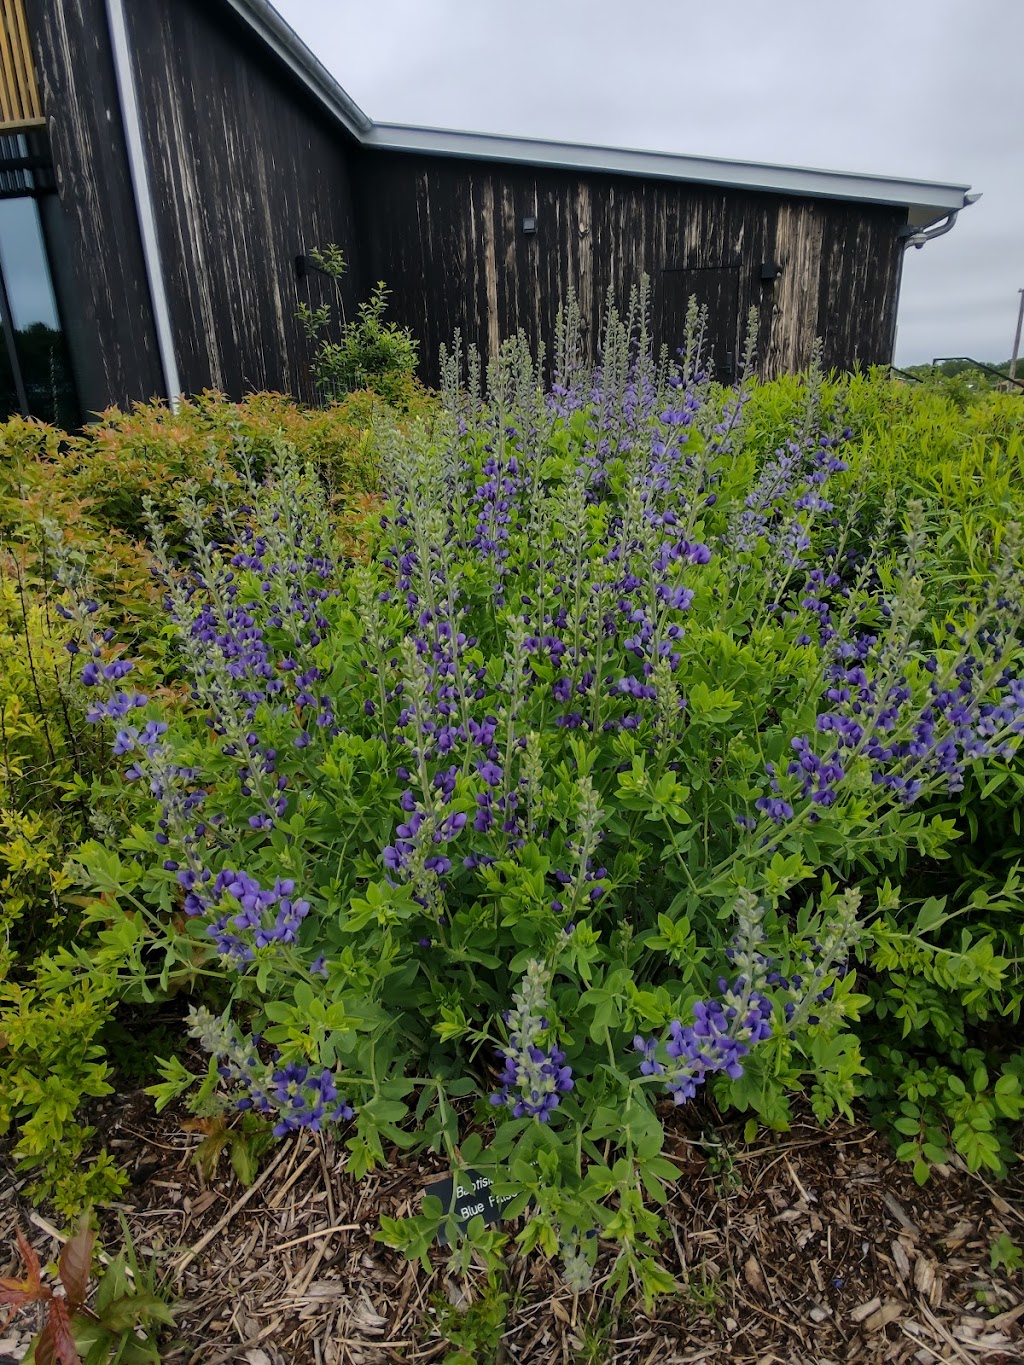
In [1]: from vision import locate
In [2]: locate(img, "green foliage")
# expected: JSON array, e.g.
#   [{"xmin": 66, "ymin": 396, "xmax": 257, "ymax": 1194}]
[
  {"xmin": 0, "ymin": 389, "xmax": 397, "ymax": 545},
  {"xmin": 184, "ymin": 1112, "xmax": 275, "ymax": 1188},
  {"xmin": 429, "ymin": 1277, "xmax": 511, "ymax": 1365},
  {"xmin": 870, "ymin": 1051, "xmax": 1024, "ymax": 1183},
  {"xmin": 0, "ymin": 383, "xmax": 412, "ymax": 1212},
  {"xmin": 0, "ymin": 972, "xmax": 125, "ymax": 1214},
  {"xmin": 741, "ymin": 370, "xmax": 1024, "ymax": 1178},
  {"xmin": 0, "ymin": 1211, "xmax": 176, "ymax": 1364},
  {"xmin": 899, "ymin": 358, "xmax": 1024, "ymax": 407},
  {"xmin": 5, "ymin": 300, "xmax": 1024, "ymax": 1297},
  {"xmin": 297, "ymin": 246, "xmax": 421, "ymax": 407},
  {"xmin": 59, "ymin": 310, "xmax": 1024, "ymax": 1299},
  {"xmin": 990, "ymin": 1233, "xmax": 1024, "ymax": 1275}
]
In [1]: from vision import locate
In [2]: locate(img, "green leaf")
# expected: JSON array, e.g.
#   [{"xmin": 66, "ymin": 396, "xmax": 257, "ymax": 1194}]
[
  {"xmin": 98, "ymin": 1289, "xmax": 176, "ymax": 1334},
  {"xmin": 642, "ymin": 1156, "xmax": 682, "ymax": 1183},
  {"xmin": 990, "ymin": 1234, "xmax": 1024, "ymax": 1273},
  {"xmin": 459, "ymin": 1133, "xmax": 483, "ymax": 1166},
  {"xmin": 912, "ymin": 897, "xmax": 948, "ymax": 935},
  {"xmin": 229, "ymin": 1136, "xmax": 260, "ymax": 1187}
]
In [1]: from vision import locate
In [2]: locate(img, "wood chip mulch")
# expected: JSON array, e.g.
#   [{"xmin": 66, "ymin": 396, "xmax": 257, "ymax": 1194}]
[{"xmin": 2, "ymin": 1099, "xmax": 1021, "ymax": 1364}]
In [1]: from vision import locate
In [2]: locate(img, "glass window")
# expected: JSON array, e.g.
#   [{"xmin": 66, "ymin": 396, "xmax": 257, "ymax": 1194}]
[
  {"xmin": 0, "ymin": 308, "xmax": 21, "ymax": 418},
  {"xmin": 0, "ymin": 194, "xmax": 78, "ymax": 427}
]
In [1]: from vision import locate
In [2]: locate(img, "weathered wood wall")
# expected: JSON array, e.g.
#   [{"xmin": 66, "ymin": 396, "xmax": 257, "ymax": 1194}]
[
  {"xmin": 125, "ymin": 0, "xmax": 362, "ymax": 401},
  {"xmin": 26, "ymin": 0, "xmax": 363, "ymax": 411},
  {"xmin": 25, "ymin": 0, "xmax": 164, "ymax": 414},
  {"xmin": 26, "ymin": 0, "xmax": 909, "ymax": 411},
  {"xmin": 352, "ymin": 150, "xmax": 907, "ymax": 386}
]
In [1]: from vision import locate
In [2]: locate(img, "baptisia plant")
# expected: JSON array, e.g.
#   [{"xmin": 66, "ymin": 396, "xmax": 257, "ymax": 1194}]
[
  {"xmin": 490, "ymin": 959, "xmax": 574, "ymax": 1121},
  {"xmin": 61, "ymin": 288, "xmax": 1024, "ymax": 1302}
]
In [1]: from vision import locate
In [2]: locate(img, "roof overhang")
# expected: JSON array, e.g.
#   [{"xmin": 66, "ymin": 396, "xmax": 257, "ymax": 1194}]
[
  {"xmin": 224, "ymin": 0, "xmax": 973, "ymax": 230},
  {"xmin": 364, "ymin": 124, "xmax": 970, "ymax": 228},
  {"xmin": 220, "ymin": 0, "xmax": 372, "ymax": 138}
]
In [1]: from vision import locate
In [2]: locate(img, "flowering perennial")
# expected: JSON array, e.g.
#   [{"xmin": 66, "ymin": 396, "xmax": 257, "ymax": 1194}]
[
  {"xmin": 187, "ymin": 1007, "xmax": 353, "ymax": 1136},
  {"xmin": 51, "ymin": 288, "xmax": 1024, "ymax": 1295},
  {"xmin": 490, "ymin": 960, "xmax": 574, "ymax": 1121}
]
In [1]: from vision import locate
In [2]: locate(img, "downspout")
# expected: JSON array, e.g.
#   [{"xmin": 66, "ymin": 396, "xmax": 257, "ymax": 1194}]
[
  {"xmin": 104, "ymin": 0, "xmax": 181, "ymax": 408},
  {"xmin": 899, "ymin": 193, "xmax": 981, "ymax": 250},
  {"xmin": 892, "ymin": 194, "xmax": 979, "ymax": 360},
  {"xmin": 899, "ymin": 212, "xmax": 958, "ymax": 250}
]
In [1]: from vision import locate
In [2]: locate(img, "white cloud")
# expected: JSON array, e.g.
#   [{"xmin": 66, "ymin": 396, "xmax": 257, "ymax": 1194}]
[{"xmin": 278, "ymin": 0, "xmax": 1023, "ymax": 366}]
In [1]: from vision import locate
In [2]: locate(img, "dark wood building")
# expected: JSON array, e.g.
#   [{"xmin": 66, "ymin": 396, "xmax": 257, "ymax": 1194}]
[{"xmin": 0, "ymin": 0, "xmax": 973, "ymax": 420}]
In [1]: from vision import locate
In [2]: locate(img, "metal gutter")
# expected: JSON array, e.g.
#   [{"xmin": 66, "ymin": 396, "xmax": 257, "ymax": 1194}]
[
  {"xmin": 908, "ymin": 210, "xmax": 960, "ymax": 244},
  {"xmin": 899, "ymin": 192, "xmax": 982, "ymax": 248},
  {"xmin": 105, "ymin": 0, "xmax": 181, "ymax": 408},
  {"xmin": 220, "ymin": 0, "xmax": 372, "ymax": 137},
  {"xmin": 364, "ymin": 124, "xmax": 970, "ymax": 228}
]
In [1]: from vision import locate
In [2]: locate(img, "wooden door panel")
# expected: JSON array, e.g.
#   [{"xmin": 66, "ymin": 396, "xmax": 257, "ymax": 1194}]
[{"xmin": 657, "ymin": 266, "xmax": 740, "ymax": 382}]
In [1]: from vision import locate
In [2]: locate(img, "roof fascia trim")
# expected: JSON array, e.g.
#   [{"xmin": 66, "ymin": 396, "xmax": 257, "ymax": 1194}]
[
  {"xmin": 220, "ymin": 0, "xmax": 372, "ymax": 137},
  {"xmin": 364, "ymin": 123, "xmax": 969, "ymax": 224}
]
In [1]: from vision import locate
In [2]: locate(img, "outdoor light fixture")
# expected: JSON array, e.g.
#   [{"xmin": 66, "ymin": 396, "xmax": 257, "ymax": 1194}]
[
  {"xmin": 897, "ymin": 224, "xmax": 931, "ymax": 248},
  {"xmin": 522, "ymin": 215, "xmax": 537, "ymax": 234},
  {"xmin": 760, "ymin": 261, "xmax": 783, "ymax": 282},
  {"xmin": 295, "ymin": 253, "xmax": 337, "ymax": 279}
]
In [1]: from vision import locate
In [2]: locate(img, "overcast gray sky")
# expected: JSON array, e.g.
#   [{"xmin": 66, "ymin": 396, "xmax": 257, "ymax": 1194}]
[{"xmin": 277, "ymin": 0, "xmax": 1022, "ymax": 367}]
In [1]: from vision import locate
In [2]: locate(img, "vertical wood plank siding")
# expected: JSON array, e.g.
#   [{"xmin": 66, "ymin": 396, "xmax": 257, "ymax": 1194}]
[
  {"xmin": 25, "ymin": 0, "xmax": 164, "ymax": 411},
  {"xmin": 124, "ymin": 0, "xmax": 361, "ymax": 401},
  {"xmin": 353, "ymin": 150, "xmax": 906, "ymax": 386},
  {"xmin": 27, "ymin": 1, "xmax": 908, "ymax": 409}
]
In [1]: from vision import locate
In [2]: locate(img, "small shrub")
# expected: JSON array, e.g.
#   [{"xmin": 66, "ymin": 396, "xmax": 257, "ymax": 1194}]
[
  {"xmin": 0, "ymin": 385, "xmax": 411, "ymax": 1212},
  {"xmin": 0, "ymin": 973, "xmax": 124, "ymax": 1214},
  {"xmin": 297, "ymin": 246, "xmax": 420, "ymax": 407}
]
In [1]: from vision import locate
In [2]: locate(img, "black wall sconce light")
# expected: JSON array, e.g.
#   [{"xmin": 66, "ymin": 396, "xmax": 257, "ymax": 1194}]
[
  {"xmin": 295, "ymin": 253, "xmax": 337, "ymax": 280},
  {"xmin": 760, "ymin": 261, "xmax": 784, "ymax": 283},
  {"xmin": 522, "ymin": 215, "xmax": 538, "ymax": 235}
]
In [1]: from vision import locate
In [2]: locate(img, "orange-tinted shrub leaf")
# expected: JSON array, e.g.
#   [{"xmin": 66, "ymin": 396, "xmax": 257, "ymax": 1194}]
[
  {"xmin": 35, "ymin": 1296, "xmax": 80, "ymax": 1365},
  {"xmin": 57, "ymin": 1215, "xmax": 94, "ymax": 1312},
  {"xmin": 0, "ymin": 1226, "xmax": 51, "ymax": 1324}
]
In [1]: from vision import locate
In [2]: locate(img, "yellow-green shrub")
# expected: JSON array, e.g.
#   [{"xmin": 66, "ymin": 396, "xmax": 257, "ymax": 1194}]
[{"xmin": 0, "ymin": 385, "xmax": 421, "ymax": 1211}]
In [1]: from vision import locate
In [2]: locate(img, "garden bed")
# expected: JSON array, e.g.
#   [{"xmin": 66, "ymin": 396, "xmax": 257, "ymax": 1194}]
[
  {"xmin": 4, "ymin": 301, "xmax": 1024, "ymax": 1362},
  {"xmin": 3, "ymin": 1101, "xmax": 1021, "ymax": 1363}
]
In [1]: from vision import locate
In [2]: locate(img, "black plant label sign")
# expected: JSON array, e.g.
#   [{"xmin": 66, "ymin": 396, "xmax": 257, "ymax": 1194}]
[{"xmin": 423, "ymin": 1169, "xmax": 518, "ymax": 1245}]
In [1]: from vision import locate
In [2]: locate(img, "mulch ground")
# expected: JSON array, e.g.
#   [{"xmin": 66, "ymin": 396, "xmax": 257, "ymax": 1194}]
[{"xmin": 2, "ymin": 1096, "xmax": 1021, "ymax": 1364}]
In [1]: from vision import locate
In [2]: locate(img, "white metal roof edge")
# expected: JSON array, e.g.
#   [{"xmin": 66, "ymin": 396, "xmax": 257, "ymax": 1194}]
[
  {"xmin": 364, "ymin": 124, "xmax": 970, "ymax": 226},
  {"xmin": 224, "ymin": 1, "xmax": 971, "ymax": 228},
  {"xmin": 221, "ymin": 0, "xmax": 373, "ymax": 137}
]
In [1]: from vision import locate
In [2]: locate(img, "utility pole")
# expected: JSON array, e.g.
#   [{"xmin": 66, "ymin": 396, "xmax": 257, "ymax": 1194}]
[{"xmin": 1011, "ymin": 288, "xmax": 1024, "ymax": 382}]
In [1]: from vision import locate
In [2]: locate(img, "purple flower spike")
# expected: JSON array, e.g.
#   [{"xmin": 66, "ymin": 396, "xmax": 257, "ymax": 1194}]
[{"xmin": 491, "ymin": 961, "xmax": 573, "ymax": 1123}]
